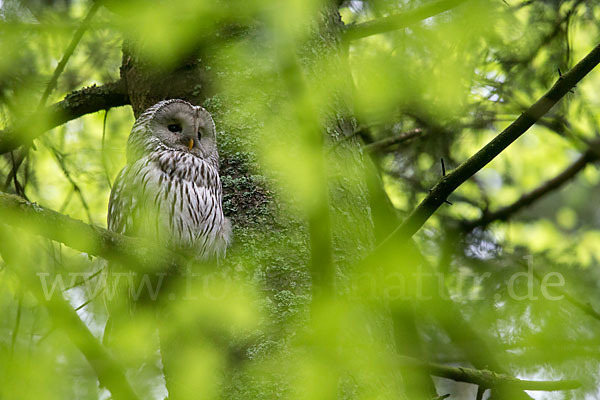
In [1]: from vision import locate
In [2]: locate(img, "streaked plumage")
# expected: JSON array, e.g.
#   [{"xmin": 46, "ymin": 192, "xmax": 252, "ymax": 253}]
[{"xmin": 108, "ymin": 99, "xmax": 231, "ymax": 259}]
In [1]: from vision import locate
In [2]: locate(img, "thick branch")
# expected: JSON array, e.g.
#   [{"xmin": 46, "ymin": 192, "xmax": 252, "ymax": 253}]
[
  {"xmin": 384, "ymin": 42, "xmax": 600, "ymax": 243},
  {"xmin": 462, "ymin": 149, "xmax": 598, "ymax": 230},
  {"xmin": 343, "ymin": 0, "xmax": 470, "ymax": 42},
  {"xmin": 0, "ymin": 191, "xmax": 183, "ymax": 270},
  {"xmin": 398, "ymin": 356, "xmax": 581, "ymax": 391},
  {"xmin": 0, "ymin": 80, "xmax": 130, "ymax": 155}
]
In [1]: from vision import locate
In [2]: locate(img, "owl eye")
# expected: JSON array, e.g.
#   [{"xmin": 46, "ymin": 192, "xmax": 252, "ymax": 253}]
[
  {"xmin": 167, "ymin": 124, "xmax": 182, "ymax": 133},
  {"xmin": 198, "ymin": 129, "xmax": 202, "ymax": 140}
]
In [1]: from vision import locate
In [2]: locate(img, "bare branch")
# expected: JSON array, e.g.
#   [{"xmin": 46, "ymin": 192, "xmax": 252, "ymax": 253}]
[
  {"xmin": 0, "ymin": 80, "xmax": 130, "ymax": 155},
  {"xmin": 38, "ymin": 1, "xmax": 101, "ymax": 108},
  {"xmin": 343, "ymin": 0, "xmax": 470, "ymax": 42},
  {"xmin": 382, "ymin": 41, "xmax": 600, "ymax": 243},
  {"xmin": 364, "ymin": 128, "xmax": 423, "ymax": 153},
  {"xmin": 462, "ymin": 149, "xmax": 598, "ymax": 231},
  {"xmin": 516, "ymin": 259, "xmax": 600, "ymax": 323},
  {"xmin": 398, "ymin": 356, "xmax": 581, "ymax": 391}
]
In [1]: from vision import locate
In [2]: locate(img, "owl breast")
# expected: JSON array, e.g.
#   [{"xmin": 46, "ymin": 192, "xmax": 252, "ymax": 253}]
[{"xmin": 108, "ymin": 147, "xmax": 230, "ymax": 259}]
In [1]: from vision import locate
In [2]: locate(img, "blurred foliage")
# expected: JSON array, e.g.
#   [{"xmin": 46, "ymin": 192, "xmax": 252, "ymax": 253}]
[{"xmin": 1, "ymin": 0, "xmax": 600, "ymax": 399}]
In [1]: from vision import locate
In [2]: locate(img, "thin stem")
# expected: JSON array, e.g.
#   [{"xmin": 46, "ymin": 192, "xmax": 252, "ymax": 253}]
[
  {"xmin": 43, "ymin": 138, "xmax": 94, "ymax": 224},
  {"xmin": 463, "ymin": 149, "xmax": 597, "ymax": 230},
  {"xmin": 101, "ymin": 109, "xmax": 113, "ymax": 188},
  {"xmin": 364, "ymin": 128, "xmax": 423, "ymax": 153},
  {"xmin": 37, "ymin": 2, "xmax": 101, "ymax": 109}
]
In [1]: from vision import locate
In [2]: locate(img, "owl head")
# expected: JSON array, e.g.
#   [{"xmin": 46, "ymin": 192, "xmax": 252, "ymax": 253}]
[{"xmin": 127, "ymin": 99, "xmax": 219, "ymax": 164}]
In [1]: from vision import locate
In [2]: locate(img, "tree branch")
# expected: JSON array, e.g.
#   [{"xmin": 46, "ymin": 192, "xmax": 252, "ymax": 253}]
[
  {"xmin": 364, "ymin": 128, "xmax": 423, "ymax": 153},
  {"xmin": 462, "ymin": 149, "xmax": 598, "ymax": 230},
  {"xmin": 38, "ymin": 1, "xmax": 101, "ymax": 109},
  {"xmin": 516, "ymin": 258, "xmax": 600, "ymax": 323},
  {"xmin": 0, "ymin": 80, "xmax": 130, "ymax": 155},
  {"xmin": 382, "ymin": 41, "xmax": 600, "ymax": 243},
  {"xmin": 398, "ymin": 356, "xmax": 581, "ymax": 391},
  {"xmin": 343, "ymin": 0, "xmax": 470, "ymax": 42},
  {"xmin": 0, "ymin": 226, "xmax": 141, "ymax": 400},
  {"xmin": 0, "ymin": 191, "xmax": 183, "ymax": 270},
  {"xmin": 3, "ymin": 1, "xmax": 107, "ymax": 191},
  {"xmin": 363, "ymin": 158, "xmax": 535, "ymax": 400},
  {"xmin": 42, "ymin": 138, "xmax": 95, "ymax": 223}
]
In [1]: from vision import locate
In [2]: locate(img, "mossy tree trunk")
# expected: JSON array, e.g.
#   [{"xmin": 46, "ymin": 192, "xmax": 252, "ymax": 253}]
[{"xmin": 116, "ymin": 4, "xmax": 408, "ymax": 398}]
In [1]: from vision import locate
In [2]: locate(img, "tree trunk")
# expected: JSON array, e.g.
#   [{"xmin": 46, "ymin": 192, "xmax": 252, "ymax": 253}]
[{"xmin": 117, "ymin": 5, "xmax": 406, "ymax": 399}]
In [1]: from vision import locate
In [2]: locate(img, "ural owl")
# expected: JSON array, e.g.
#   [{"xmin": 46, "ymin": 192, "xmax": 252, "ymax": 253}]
[
  {"xmin": 108, "ymin": 99, "xmax": 231, "ymax": 260},
  {"xmin": 104, "ymin": 100, "xmax": 231, "ymax": 397}
]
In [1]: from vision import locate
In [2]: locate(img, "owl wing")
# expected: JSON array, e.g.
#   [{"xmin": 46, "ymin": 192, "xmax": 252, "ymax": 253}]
[
  {"xmin": 108, "ymin": 157, "xmax": 168, "ymax": 241},
  {"xmin": 107, "ymin": 166, "xmax": 137, "ymax": 235},
  {"xmin": 107, "ymin": 159, "xmax": 155, "ymax": 237}
]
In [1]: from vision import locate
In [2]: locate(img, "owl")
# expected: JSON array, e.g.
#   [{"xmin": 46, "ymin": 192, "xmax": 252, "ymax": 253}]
[
  {"xmin": 103, "ymin": 100, "xmax": 232, "ymax": 395},
  {"xmin": 107, "ymin": 99, "xmax": 231, "ymax": 260}
]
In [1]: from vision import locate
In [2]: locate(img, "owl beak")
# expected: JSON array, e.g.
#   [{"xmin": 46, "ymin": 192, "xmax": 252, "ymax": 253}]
[{"xmin": 188, "ymin": 138, "xmax": 194, "ymax": 150}]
